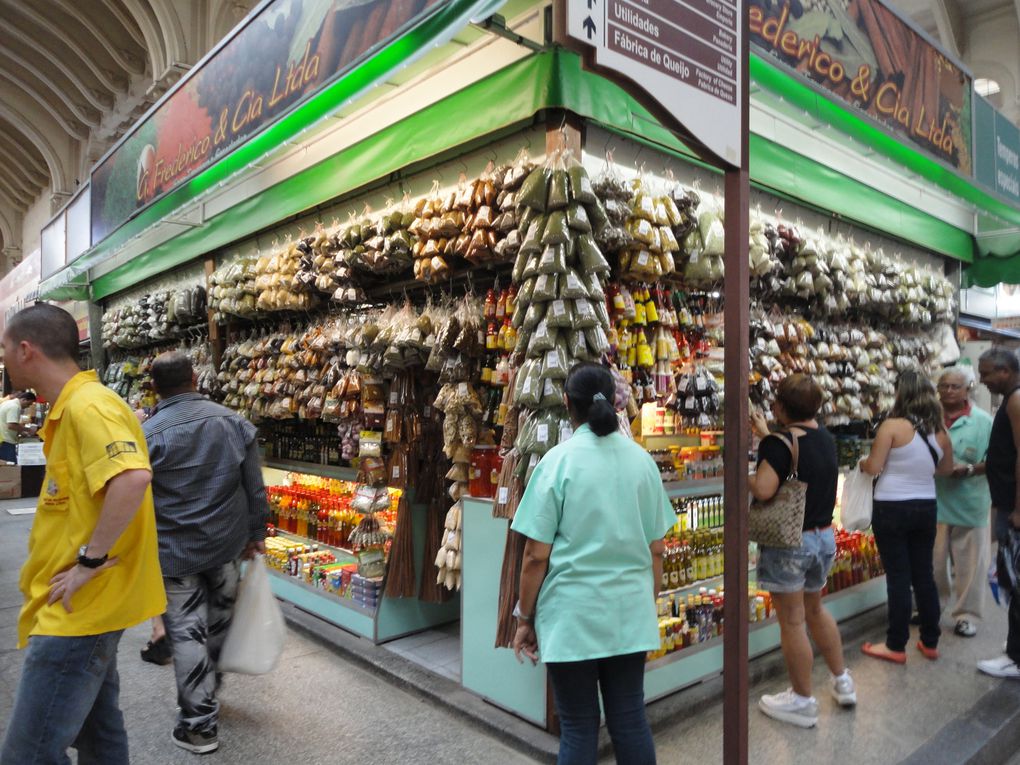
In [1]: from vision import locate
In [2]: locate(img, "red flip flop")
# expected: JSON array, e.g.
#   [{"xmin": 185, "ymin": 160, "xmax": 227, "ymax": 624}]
[
  {"xmin": 916, "ymin": 641, "xmax": 939, "ymax": 661},
  {"xmin": 861, "ymin": 642, "xmax": 907, "ymax": 664}
]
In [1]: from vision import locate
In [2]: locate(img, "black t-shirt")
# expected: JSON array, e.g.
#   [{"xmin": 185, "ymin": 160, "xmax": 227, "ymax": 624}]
[
  {"xmin": 757, "ymin": 426, "xmax": 839, "ymax": 530},
  {"xmin": 987, "ymin": 386, "xmax": 1020, "ymax": 512}
]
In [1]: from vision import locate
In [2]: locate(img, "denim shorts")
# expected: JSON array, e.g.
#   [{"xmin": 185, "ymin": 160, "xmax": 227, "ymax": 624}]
[{"xmin": 757, "ymin": 526, "xmax": 836, "ymax": 593}]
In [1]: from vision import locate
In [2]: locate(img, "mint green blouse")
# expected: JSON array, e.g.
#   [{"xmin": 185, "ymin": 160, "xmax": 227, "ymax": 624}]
[
  {"xmin": 510, "ymin": 424, "xmax": 676, "ymax": 663},
  {"xmin": 936, "ymin": 406, "xmax": 993, "ymax": 528}
]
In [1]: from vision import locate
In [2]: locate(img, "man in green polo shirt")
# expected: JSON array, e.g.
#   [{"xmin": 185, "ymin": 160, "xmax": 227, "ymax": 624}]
[{"xmin": 934, "ymin": 366, "xmax": 992, "ymax": 638}]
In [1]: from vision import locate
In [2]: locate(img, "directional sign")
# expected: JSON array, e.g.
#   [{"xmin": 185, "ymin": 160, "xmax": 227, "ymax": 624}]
[{"xmin": 567, "ymin": 0, "xmax": 742, "ymax": 166}]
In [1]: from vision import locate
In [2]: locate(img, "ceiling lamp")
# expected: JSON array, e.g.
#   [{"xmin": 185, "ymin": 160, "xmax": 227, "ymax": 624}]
[{"xmin": 975, "ymin": 78, "xmax": 1001, "ymax": 97}]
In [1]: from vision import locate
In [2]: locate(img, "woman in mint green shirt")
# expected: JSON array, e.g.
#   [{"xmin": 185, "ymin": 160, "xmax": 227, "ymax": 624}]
[
  {"xmin": 511, "ymin": 363, "xmax": 674, "ymax": 765},
  {"xmin": 934, "ymin": 367, "xmax": 992, "ymax": 638}
]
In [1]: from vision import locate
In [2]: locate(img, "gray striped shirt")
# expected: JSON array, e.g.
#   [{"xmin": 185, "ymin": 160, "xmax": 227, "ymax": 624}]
[{"xmin": 143, "ymin": 392, "xmax": 268, "ymax": 578}]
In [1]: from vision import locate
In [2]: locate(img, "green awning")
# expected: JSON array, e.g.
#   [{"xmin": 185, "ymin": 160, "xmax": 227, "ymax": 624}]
[{"xmin": 87, "ymin": 49, "xmax": 989, "ymax": 300}]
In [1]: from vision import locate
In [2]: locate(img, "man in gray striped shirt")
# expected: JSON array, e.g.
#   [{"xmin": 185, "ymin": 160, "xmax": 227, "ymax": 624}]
[{"xmin": 143, "ymin": 352, "xmax": 268, "ymax": 755}]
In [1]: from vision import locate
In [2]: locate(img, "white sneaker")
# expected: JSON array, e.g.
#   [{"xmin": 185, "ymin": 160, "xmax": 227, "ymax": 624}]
[
  {"xmin": 831, "ymin": 671, "xmax": 857, "ymax": 706},
  {"xmin": 977, "ymin": 655, "xmax": 1020, "ymax": 679},
  {"xmin": 759, "ymin": 689, "xmax": 819, "ymax": 728}
]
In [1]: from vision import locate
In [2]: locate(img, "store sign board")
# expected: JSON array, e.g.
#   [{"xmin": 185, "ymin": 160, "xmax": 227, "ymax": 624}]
[
  {"xmin": 748, "ymin": 0, "xmax": 972, "ymax": 174},
  {"xmin": 566, "ymin": 0, "xmax": 743, "ymax": 167},
  {"xmin": 974, "ymin": 96, "xmax": 1020, "ymax": 205},
  {"xmin": 90, "ymin": 0, "xmax": 445, "ymax": 245}
]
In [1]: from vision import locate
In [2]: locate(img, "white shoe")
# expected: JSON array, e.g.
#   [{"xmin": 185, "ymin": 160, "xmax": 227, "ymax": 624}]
[
  {"xmin": 759, "ymin": 689, "xmax": 819, "ymax": 728},
  {"xmin": 977, "ymin": 655, "xmax": 1020, "ymax": 678},
  {"xmin": 831, "ymin": 671, "xmax": 857, "ymax": 706}
]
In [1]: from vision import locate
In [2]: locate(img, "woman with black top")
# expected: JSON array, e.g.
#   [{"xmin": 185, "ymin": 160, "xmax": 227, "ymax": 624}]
[
  {"xmin": 750, "ymin": 374, "xmax": 855, "ymax": 729},
  {"xmin": 860, "ymin": 370, "xmax": 954, "ymax": 664}
]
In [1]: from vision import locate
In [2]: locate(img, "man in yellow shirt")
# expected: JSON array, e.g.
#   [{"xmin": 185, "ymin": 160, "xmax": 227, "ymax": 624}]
[{"xmin": 0, "ymin": 304, "xmax": 166, "ymax": 765}]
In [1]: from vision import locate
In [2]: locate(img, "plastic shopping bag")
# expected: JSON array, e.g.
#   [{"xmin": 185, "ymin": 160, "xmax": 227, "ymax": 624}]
[
  {"xmin": 840, "ymin": 468, "xmax": 873, "ymax": 531},
  {"xmin": 218, "ymin": 556, "xmax": 286, "ymax": 675}
]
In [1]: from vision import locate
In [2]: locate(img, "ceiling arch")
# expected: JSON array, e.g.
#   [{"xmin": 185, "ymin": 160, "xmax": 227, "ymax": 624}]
[{"xmin": 0, "ymin": 0, "xmax": 257, "ymax": 277}]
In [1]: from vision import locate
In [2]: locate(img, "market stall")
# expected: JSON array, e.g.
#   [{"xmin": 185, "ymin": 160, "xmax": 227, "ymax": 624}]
[{"xmin": 32, "ymin": 0, "xmax": 1020, "ymax": 737}]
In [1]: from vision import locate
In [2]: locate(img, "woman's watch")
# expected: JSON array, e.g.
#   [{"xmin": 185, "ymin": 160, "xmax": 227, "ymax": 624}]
[{"xmin": 512, "ymin": 601, "xmax": 534, "ymax": 623}]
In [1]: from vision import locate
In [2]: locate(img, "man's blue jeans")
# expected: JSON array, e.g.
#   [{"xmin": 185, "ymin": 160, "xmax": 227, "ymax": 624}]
[
  {"xmin": 0, "ymin": 630, "xmax": 127, "ymax": 765},
  {"xmin": 546, "ymin": 652, "xmax": 655, "ymax": 765}
]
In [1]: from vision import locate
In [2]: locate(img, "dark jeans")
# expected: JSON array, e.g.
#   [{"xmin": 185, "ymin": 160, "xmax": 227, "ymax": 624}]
[
  {"xmin": 872, "ymin": 499, "xmax": 940, "ymax": 651},
  {"xmin": 994, "ymin": 510, "xmax": 1020, "ymax": 664},
  {"xmin": 546, "ymin": 652, "xmax": 654, "ymax": 765},
  {"xmin": 0, "ymin": 631, "xmax": 127, "ymax": 765}
]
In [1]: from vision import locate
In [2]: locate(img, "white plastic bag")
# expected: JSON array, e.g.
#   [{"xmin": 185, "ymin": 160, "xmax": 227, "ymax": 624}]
[
  {"xmin": 218, "ymin": 556, "xmax": 286, "ymax": 674},
  {"xmin": 840, "ymin": 468, "xmax": 874, "ymax": 531}
]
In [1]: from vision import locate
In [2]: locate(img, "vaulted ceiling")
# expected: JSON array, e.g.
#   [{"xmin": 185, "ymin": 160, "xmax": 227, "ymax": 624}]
[{"xmin": 0, "ymin": 0, "xmax": 256, "ymax": 270}]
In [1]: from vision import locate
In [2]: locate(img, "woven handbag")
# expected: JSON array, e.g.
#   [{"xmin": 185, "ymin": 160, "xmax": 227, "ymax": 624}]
[{"xmin": 749, "ymin": 432, "xmax": 807, "ymax": 549}]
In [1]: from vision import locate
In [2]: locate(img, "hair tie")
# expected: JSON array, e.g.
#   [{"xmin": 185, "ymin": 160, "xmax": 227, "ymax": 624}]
[{"xmin": 592, "ymin": 392, "xmax": 607, "ymax": 402}]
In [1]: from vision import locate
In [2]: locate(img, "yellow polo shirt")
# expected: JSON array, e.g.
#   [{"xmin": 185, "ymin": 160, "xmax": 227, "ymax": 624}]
[{"xmin": 17, "ymin": 371, "xmax": 166, "ymax": 647}]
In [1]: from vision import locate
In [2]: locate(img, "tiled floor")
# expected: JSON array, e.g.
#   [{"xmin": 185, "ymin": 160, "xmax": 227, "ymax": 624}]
[{"xmin": 382, "ymin": 621, "xmax": 462, "ymax": 682}]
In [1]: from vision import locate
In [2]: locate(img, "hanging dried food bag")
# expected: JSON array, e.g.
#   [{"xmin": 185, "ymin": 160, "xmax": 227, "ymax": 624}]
[
  {"xmin": 523, "ymin": 300, "xmax": 547, "ymax": 331},
  {"xmin": 568, "ymin": 164, "xmax": 596, "ymax": 204},
  {"xmin": 547, "ymin": 168, "xmax": 570, "ymax": 210},
  {"xmin": 542, "ymin": 211, "xmax": 571, "ymax": 246},
  {"xmin": 546, "ymin": 299, "xmax": 575, "ymax": 329},
  {"xmin": 575, "ymin": 235, "xmax": 611, "ymax": 275},
  {"xmin": 516, "ymin": 167, "xmax": 550, "ymax": 211},
  {"xmin": 528, "ymin": 319, "xmax": 556, "ymax": 354},
  {"xmin": 566, "ymin": 203, "xmax": 592, "ymax": 233},
  {"xmin": 560, "ymin": 269, "xmax": 590, "ymax": 299},
  {"xmin": 540, "ymin": 377, "xmax": 565, "ymax": 409},
  {"xmin": 573, "ymin": 299, "xmax": 598, "ymax": 329},
  {"xmin": 532, "ymin": 273, "xmax": 559, "ymax": 302},
  {"xmin": 515, "ymin": 361, "xmax": 543, "ymax": 408},
  {"xmin": 538, "ymin": 244, "xmax": 567, "ymax": 275},
  {"xmin": 520, "ymin": 217, "xmax": 547, "ymax": 256}
]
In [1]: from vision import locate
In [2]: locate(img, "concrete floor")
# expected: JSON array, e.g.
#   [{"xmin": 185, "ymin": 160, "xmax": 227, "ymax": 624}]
[{"xmin": 1, "ymin": 494, "xmax": 1018, "ymax": 764}]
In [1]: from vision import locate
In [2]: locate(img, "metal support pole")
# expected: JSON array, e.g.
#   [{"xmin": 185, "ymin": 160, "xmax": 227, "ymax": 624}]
[{"xmin": 723, "ymin": 5, "xmax": 750, "ymax": 763}]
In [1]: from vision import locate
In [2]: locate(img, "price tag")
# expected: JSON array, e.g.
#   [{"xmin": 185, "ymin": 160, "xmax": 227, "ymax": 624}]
[
  {"xmin": 577, "ymin": 301, "xmax": 593, "ymax": 316},
  {"xmin": 389, "ymin": 390, "xmax": 399, "ymax": 405},
  {"xmin": 690, "ymin": 250, "xmax": 700, "ymax": 264},
  {"xmin": 560, "ymin": 424, "xmax": 574, "ymax": 442},
  {"xmin": 537, "ymin": 423, "xmax": 549, "ymax": 443},
  {"xmin": 522, "ymin": 378, "xmax": 532, "ymax": 394},
  {"xmin": 552, "ymin": 300, "xmax": 566, "ymax": 317},
  {"xmin": 685, "ymin": 396, "xmax": 697, "ymax": 411},
  {"xmin": 696, "ymin": 375, "xmax": 707, "ymax": 392},
  {"xmin": 392, "ymin": 466, "xmax": 401, "ymax": 479},
  {"xmin": 547, "ymin": 352, "xmax": 559, "ymax": 368},
  {"xmin": 477, "ymin": 330, "xmax": 485, "ymax": 345},
  {"xmin": 458, "ymin": 382, "xmax": 469, "ymax": 396},
  {"xmin": 637, "ymin": 251, "xmax": 650, "ymax": 266},
  {"xmin": 497, "ymin": 486, "xmax": 510, "ymax": 504},
  {"xmin": 544, "ymin": 378, "xmax": 555, "ymax": 395}
]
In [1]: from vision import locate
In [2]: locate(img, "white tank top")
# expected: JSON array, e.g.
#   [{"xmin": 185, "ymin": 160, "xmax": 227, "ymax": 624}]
[{"xmin": 874, "ymin": 431, "xmax": 943, "ymax": 501}]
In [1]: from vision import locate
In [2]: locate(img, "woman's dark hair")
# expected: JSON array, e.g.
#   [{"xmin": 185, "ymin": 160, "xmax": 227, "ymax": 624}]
[
  {"xmin": 891, "ymin": 369, "xmax": 943, "ymax": 435},
  {"xmin": 564, "ymin": 363, "xmax": 618, "ymax": 437},
  {"xmin": 775, "ymin": 374, "xmax": 823, "ymax": 422}
]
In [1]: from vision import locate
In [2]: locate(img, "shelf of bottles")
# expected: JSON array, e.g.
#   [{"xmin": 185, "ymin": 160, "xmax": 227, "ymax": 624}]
[
  {"xmin": 649, "ymin": 488, "xmax": 886, "ymax": 665},
  {"xmin": 264, "ymin": 473, "xmax": 400, "ymax": 611}
]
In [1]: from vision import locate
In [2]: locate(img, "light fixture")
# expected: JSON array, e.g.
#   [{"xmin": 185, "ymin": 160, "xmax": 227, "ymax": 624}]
[{"xmin": 976, "ymin": 78, "xmax": 1001, "ymax": 97}]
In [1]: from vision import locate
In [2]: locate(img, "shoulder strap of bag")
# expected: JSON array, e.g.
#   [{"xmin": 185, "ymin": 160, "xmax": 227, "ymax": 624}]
[
  {"xmin": 906, "ymin": 415, "xmax": 940, "ymax": 466},
  {"xmin": 766, "ymin": 432, "xmax": 800, "ymax": 479}
]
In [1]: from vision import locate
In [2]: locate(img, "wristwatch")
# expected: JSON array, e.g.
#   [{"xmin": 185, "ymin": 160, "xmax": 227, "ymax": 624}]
[
  {"xmin": 512, "ymin": 601, "xmax": 534, "ymax": 623},
  {"xmin": 966, "ymin": 464, "xmax": 976, "ymax": 478},
  {"xmin": 77, "ymin": 545, "xmax": 108, "ymax": 569}
]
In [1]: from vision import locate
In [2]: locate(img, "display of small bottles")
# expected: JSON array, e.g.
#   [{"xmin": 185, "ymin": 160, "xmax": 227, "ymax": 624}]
[
  {"xmin": 649, "ymin": 588, "xmax": 775, "ymax": 661},
  {"xmin": 264, "ymin": 421, "xmax": 343, "ymax": 465},
  {"xmin": 825, "ymin": 530, "xmax": 884, "ymax": 594},
  {"xmin": 672, "ymin": 494, "xmax": 724, "ymax": 530},
  {"xmin": 660, "ymin": 528, "xmax": 724, "ymax": 591}
]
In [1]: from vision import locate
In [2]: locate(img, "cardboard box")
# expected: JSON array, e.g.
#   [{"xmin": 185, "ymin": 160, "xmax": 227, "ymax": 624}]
[
  {"xmin": 17, "ymin": 442, "xmax": 45, "ymax": 466},
  {"xmin": 0, "ymin": 465, "xmax": 21, "ymax": 499}
]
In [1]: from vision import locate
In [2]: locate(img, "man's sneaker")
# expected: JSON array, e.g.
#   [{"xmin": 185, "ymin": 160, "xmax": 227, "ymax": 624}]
[
  {"xmin": 172, "ymin": 725, "xmax": 219, "ymax": 754},
  {"xmin": 955, "ymin": 620, "xmax": 977, "ymax": 637},
  {"xmin": 758, "ymin": 689, "xmax": 818, "ymax": 728},
  {"xmin": 831, "ymin": 672, "xmax": 857, "ymax": 706},
  {"xmin": 140, "ymin": 636, "xmax": 173, "ymax": 665},
  {"xmin": 977, "ymin": 655, "xmax": 1020, "ymax": 679}
]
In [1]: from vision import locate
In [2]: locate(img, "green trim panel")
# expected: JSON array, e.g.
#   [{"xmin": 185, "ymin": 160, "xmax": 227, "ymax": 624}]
[{"xmin": 91, "ymin": 50, "xmax": 984, "ymax": 299}]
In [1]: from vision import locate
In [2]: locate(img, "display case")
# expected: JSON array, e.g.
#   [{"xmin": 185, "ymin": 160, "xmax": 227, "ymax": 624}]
[
  {"xmin": 261, "ymin": 460, "xmax": 459, "ymax": 644},
  {"xmin": 460, "ymin": 479, "xmax": 887, "ymax": 729}
]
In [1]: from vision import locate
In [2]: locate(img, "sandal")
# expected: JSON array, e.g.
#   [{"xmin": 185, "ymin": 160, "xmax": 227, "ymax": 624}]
[
  {"xmin": 916, "ymin": 641, "xmax": 939, "ymax": 661},
  {"xmin": 861, "ymin": 642, "xmax": 906, "ymax": 664},
  {"xmin": 141, "ymin": 635, "xmax": 173, "ymax": 666}
]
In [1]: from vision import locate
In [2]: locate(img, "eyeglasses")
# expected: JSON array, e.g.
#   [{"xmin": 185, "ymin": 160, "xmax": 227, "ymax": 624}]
[{"xmin": 937, "ymin": 383, "xmax": 965, "ymax": 391}]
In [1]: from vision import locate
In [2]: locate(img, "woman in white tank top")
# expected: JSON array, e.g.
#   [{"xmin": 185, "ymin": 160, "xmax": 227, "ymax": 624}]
[{"xmin": 859, "ymin": 371, "xmax": 954, "ymax": 664}]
